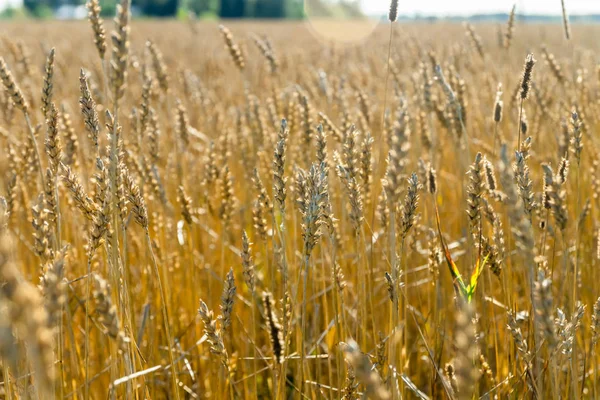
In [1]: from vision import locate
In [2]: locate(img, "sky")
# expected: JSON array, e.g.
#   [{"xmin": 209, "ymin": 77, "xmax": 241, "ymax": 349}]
[
  {"xmin": 359, "ymin": 0, "xmax": 600, "ymax": 16},
  {"xmin": 0, "ymin": 0, "xmax": 22, "ymax": 9}
]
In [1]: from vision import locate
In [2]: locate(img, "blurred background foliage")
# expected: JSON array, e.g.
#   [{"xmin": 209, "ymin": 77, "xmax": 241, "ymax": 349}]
[{"xmin": 15, "ymin": 0, "xmax": 306, "ymax": 19}]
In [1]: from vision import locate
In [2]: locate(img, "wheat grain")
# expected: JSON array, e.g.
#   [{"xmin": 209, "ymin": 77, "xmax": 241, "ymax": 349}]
[{"xmin": 86, "ymin": 0, "xmax": 106, "ymax": 59}]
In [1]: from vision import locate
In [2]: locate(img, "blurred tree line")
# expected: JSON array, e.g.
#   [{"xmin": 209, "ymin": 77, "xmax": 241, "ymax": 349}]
[{"xmin": 22, "ymin": 0, "xmax": 304, "ymax": 19}]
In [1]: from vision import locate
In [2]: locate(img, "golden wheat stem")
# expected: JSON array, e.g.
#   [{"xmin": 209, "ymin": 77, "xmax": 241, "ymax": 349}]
[
  {"xmin": 350, "ymin": 232, "xmax": 366, "ymax": 352},
  {"xmin": 570, "ymin": 351, "xmax": 577, "ymax": 399},
  {"xmin": 228, "ymin": 362, "xmax": 235, "ymax": 400},
  {"xmin": 268, "ymin": 215, "xmax": 277, "ymax": 294},
  {"xmin": 52, "ymin": 182, "xmax": 62, "ymax": 250},
  {"xmin": 571, "ymin": 162, "xmax": 582, "ymax": 398},
  {"xmin": 561, "ymin": 0, "xmax": 571, "ymax": 40},
  {"xmin": 120, "ymin": 225, "xmax": 137, "ymax": 390},
  {"xmin": 85, "ymin": 257, "xmax": 91, "ymax": 400},
  {"xmin": 389, "ymin": 208, "xmax": 398, "ymax": 399},
  {"xmin": 541, "ymin": 209, "xmax": 550, "ymax": 258},
  {"xmin": 359, "ymin": 229, "xmax": 377, "ymax": 344},
  {"xmin": 220, "ymin": 220, "xmax": 226, "ymax": 281},
  {"xmin": 493, "ymin": 122, "xmax": 499, "ymax": 157},
  {"xmin": 144, "ymin": 230, "xmax": 179, "ymax": 397},
  {"xmin": 250, "ymin": 289, "xmax": 258, "ymax": 398},
  {"xmin": 2, "ymin": 365, "xmax": 11, "ymax": 400},
  {"xmin": 108, "ymin": 102, "xmax": 131, "ymax": 397},
  {"xmin": 58, "ymin": 303, "xmax": 65, "ymax": 399},
  {"xmin": 182, "ymin": 222, "xmax": 197, "ymax": 308},
  {"xmin": 573, "ymin": 162, "xmax": 581, "ymax": 313},
  {"xmin": 399, "ymin": 237, "xmax": 410, "ymax": 398},
  {"xmin": 379, "ymin": 23, "xmax": 394, "ymax": 169},
  {"xmin": 218, "ymin": 364, "xmax": 224, "ymax": 400},
  {"xmin": 24, "ymin": 113, "xmax": 46, "ymax": 189},
  {"xmin": 314, "ymin": 243, "xmax": 334, "ymax": 399},
  {"xmin": 59, "ymin": 290, "xmax": 83, "ymax": 397},
  {"xmin": 101, "ymin": 59, "xmax": 109, "ymax": 115},
  {"xmin": 263, "ymin": 236, "xmax": 271, "ymax": 296},
  {"xmin": 517, "ymin": 99, "xmax": 524, "ymax": 151},
  {"xmin": 557, "ymin": 230, "xmax": 570, "ymax": 306},
  {"xmin": 300, "ymin": 254, "xmax": 310, "ymax": 396},
  {"xmin": 274, "ymin": 207, "xmax": 289, "ymax": 400},
  {"xmin": 594, "ymin": 346, "xmax": 598, "ymax": 398},
  {"xmin": 327, "ymin": 237, "xmax": 343, "ymax": 386}
]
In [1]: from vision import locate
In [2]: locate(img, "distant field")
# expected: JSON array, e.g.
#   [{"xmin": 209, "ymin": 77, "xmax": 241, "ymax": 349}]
[{"xmin": 0, "ymin": 13, "xmax": 599, "ymax": 399}]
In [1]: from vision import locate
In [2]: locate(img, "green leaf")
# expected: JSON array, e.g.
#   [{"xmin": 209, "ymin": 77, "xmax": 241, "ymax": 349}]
[
  {"xmin": 466, "ymin": 255, "xmax": 488, "ymax": 303},
  {"xmin": 435, "ymin": 204, "xmax": 467, "ymax": 299}
]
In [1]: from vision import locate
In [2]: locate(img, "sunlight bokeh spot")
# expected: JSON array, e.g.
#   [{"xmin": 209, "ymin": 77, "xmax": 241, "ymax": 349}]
[{"xmin": 304, "ymin": 0, "xmax": 389, "ymax": 43}]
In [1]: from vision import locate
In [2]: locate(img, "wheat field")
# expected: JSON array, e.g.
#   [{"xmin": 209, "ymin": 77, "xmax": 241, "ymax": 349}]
[{"xmin": 0, "ymin": 2, "xmax": 599, "ymax": 399}]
